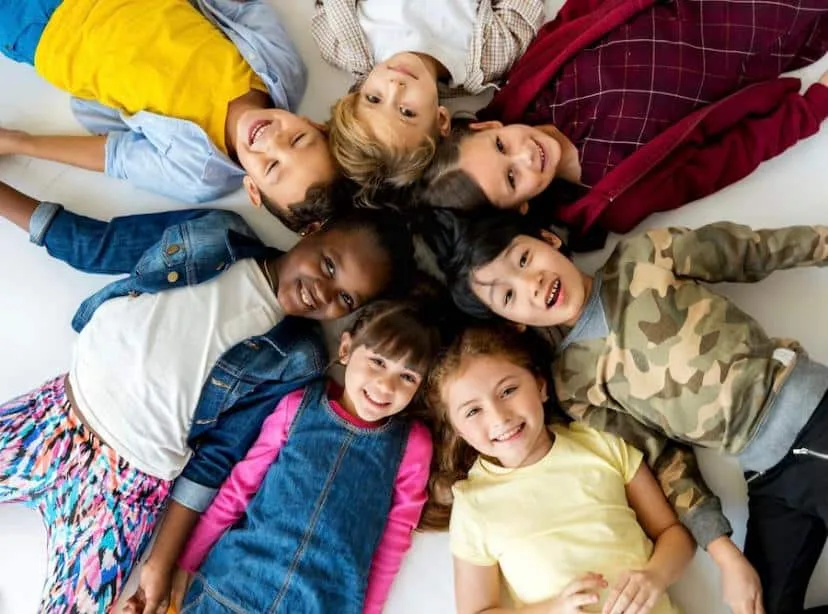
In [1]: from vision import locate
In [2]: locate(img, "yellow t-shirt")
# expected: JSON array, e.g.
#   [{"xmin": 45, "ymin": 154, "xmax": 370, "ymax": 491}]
[
  {"xmin": 33, "ymin": 0, "xmax": 265, "ymax": 154},
  {"xmin": 450, "ymin": 423, "xmax": 680, "ymax": 614}
]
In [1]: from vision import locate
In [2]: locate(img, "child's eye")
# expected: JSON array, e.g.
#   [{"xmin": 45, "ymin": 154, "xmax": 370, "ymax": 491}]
[
  {"xmin": 518, "ymin": 250, "xmax": 529, "ymax": 268},
  {"xmin": 340, "ymin": 292, "xmax": 355, "ymax": 311},
  {"xmin": 265, "ymin": 160, "xmax": 278, "ymax": 175},
  {"xmin": 501, "ymin": 385, "xmax": 518, "ymax": 398},
  {"xmin": 507, "ymin": 169, "xmax": 516, "ymax": 189},
  {"xmin": 495, "ymin": 137, "xmax": 505, "ymax": 154},
  {"xmin": 366, "ymin": 94, "xmax": 381, "ymax": 104},
  {"xmin": 504, "ymin": 289, "xmax": 513, "ymax": 307},
  {"xmin": 370, "ymin": 356, "xmax": 385, "ymax": 368},
  {"xmin": 400, "ymin": 107, "xmax": 416, "ymax": 118},
  {"xmin": 465, "ymin": 407, "xmax": 480, "ymax": 418},
  {"xmin": 291, "ymin": 133, "xmax": 306, "ymax": 147},
  {"xmin": 401, "ymin": 372, "xmax": 419, "ymax": 385},
  {"xmin": 323, "ymin": 256, "xmax": 335, "ymax": 277}
]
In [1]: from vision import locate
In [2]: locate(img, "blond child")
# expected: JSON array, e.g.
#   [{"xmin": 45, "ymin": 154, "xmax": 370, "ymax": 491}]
[{"xmin": 312, "ymin": 0, "xmax": 544, "ymax": 199}]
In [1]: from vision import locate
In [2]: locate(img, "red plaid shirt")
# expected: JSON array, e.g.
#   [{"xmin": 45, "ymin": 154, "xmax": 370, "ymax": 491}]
[
  {"xmin": 483, "ymin": 0, "xmax": 828, "ymax": 236},
  {"xmin": 525, "ymin": 0, "xmax": 827, "ymax": 187}
]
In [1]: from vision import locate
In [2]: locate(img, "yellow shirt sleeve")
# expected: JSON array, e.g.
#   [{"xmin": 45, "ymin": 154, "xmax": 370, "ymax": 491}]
[
  {"xmin": 449, "ymin": 486, "xmax": 497, "ymax": 566},
  {"xmin": 570, "ymin": 424, "xmax": 644, "ymax": 483}
]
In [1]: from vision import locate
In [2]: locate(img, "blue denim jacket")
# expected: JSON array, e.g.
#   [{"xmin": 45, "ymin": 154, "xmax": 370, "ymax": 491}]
[
  {"xmin": 29, "ymin": 202, "xmax": 327, "ymax": 512},
  {"xmin": 69, "ymin": 0, "xmax": 307, "ymax": 203}
]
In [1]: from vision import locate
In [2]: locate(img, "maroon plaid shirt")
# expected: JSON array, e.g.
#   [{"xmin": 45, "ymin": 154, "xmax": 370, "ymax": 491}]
[{"xmin": 524, "ymin": 0, "xmax": 827, "ymax": 187}]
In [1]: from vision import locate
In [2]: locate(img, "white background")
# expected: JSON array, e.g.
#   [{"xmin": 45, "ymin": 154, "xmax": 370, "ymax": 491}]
[{"xmin": 0, "ymin": 1, "xmax": 827, "ymax": 612}]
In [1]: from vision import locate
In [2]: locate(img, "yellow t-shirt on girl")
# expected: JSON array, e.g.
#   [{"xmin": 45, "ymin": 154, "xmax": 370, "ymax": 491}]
[
  {"xmin": 34, "ymin": 0, "xmax": 265, "ymax": 154},
  {"xmin": 450, "ymin": 423, "xmax": 681, "ymax": 614}
]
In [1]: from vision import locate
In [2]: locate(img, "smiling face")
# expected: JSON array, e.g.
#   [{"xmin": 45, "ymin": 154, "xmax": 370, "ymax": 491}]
[
  {"xmin": 237, "ymin": 109, "xmax": 337, "ymax": 213},
  {"xmin": 356, "ymin": 52, "xmax": 449, "ymax": 150},
  {"xmin": 442, "ymin": 353, "xmax": 552, "ymax": 468},
  {"xmin": 340, "ymin": 338, "xmax": 424, "ymax": 422},
  {"xmin": 272, "ymin": 227, "xmax": 391, "ymax": 320},
  {"xmin": 470, "ymin": 232, "xmax": 591, "ymax": 327},
  {"xmin": 457, "ymin": 122, "xmax": 561, "ymax": 210}
]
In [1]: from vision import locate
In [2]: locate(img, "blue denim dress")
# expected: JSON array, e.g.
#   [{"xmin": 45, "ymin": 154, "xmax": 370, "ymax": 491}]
[{"xmin": 183, "ymin": 380, "xmax": 411, "ymax": 613}]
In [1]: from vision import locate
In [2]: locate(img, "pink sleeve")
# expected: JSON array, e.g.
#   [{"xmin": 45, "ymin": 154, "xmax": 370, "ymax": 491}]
[
  {"xmin": 362, "ymin": 421, "xmax": 433, "ymax": 614},
  {"xmin": 177, "ymin": 389, "xmax": 304, "ymax": 572}
]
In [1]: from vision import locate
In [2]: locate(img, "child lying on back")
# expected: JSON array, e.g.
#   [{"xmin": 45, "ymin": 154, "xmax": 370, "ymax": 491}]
[{"xmin": 428, "ymin": 324, "xmax": 695, "ymax": 614}]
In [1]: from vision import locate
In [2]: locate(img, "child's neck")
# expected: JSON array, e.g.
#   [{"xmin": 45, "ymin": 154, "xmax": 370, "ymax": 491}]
[
  {"xmin": 538, "ymin": 125, "xmax": 582, "ymax": 184},
  {"xmin": 225, "ymin": 89, "xmax": 274, "ymax": 159},
  {"xmin": 412, "ymin": 52, "xmax": 450, "ymax": 82},
  {"xmin": 562, "ymin": 272, "xmax": 594, "ymax": 329}
]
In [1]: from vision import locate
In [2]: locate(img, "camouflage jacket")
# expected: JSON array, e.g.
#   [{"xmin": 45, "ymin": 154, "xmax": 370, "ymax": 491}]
[{"xmin": 546, "ymin": 222, "xmax": 828, "ymax": 547}]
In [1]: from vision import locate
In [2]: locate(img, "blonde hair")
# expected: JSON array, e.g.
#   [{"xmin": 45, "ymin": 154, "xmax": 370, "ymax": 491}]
[
  {"xmin": 329, "ymin": 92, "xmax": 438, "ymax": 204},
  {"xmin": 423, "ymin": 325, "xmax": 553, "ymax": 528}
]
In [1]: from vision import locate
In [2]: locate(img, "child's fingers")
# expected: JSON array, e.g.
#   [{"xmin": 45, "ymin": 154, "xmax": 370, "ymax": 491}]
[
  {"xmin": 122, "ymin": 591, "xmax": 145, "ymax": 613},
  {"xmin": 602, "ymin": 573, "xmax": 633, "ymax": 614},
  {"xmin": 623, "ymin": 590, "xmax": 659, "ymax": 614},
  {"xmin": 563, "ymin": 573, "xmax": 607, "ymax": 597}
]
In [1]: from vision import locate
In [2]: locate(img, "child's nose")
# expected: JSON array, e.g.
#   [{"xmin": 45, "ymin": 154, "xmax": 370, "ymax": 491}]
[{"xmin": 513, "ymin": 145, "xmax": 535, "ymax": 169}]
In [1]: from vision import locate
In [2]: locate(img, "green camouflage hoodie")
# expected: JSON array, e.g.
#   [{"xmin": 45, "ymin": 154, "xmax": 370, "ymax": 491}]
[{"xmin": 544, "ymin": 222, "xmax": 828, "ymax": 547}]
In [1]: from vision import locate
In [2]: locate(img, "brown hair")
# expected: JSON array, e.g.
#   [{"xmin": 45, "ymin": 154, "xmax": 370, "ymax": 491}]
[
  {"xmin": 329, "ymin": 92, "xmax": 438, "ymax": 204},
  {"xmin": 342, "ymin": 288, "xmax": 463, "ymax": 531},
  {"xmin": 416, "ymin": 118, "xmax": 491, "ymax": 212},
  {"xmin": 423, "ymin": 324, "xmax": 551, "ymax": 529}
]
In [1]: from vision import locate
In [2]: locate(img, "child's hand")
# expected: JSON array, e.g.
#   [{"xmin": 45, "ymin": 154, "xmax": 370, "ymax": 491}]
[
  {"xmin": 547, "ymin": 572, "xmax": 607, "ymax": 613},
  {"xmin": 0, "ymin": 128, "xmax": 29, "ymax": 156},
  {"xmin": 122, "ymin": 560, "xmax": 173, "ymax": 614},
  {"xmin": 601, "ymin": 569, "xmax": 665, "ymax": 614},
  {"xmin": 169, "ymin": 566, "xmax": 194, "ymax": 613}
]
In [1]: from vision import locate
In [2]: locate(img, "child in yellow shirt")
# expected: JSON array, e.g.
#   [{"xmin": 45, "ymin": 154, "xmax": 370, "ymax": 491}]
[
  {"xmin": 427, "ymin": 324, "xmax": 695, "ymax": 614},
  {"xmin": 0, "ymin": 0, "xmax": 337, "ymax": 234}
]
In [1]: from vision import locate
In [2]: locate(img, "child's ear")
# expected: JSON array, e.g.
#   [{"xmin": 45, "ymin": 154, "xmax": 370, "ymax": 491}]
[
  {"xmin": 518, "ymin": 202, "xmax": 530, "ymax": 215},
  {"xmin": 537, "ymin": 377, "xmax": 548, "ymax": 402},
  {"xmin": 437, "ymin": 106, "xmax": 452, "ymax": 137},
  {"xmin": 469, "ymin": 120, "xmax": 503, "ymax": 132},
  {"xmin": 338, "ymin": 331, "xmax": 353, "ymax": 365},
  {"xmin": 539, "ymin": 229, "xmax": 563, "ymax": 250},
  {"xmin": 243, "ymin": 176, "xmax": 263, "ymax": 209},
  {"xmin": 299, "ymin": 220, "xmax": 324, "ymax": 237}
]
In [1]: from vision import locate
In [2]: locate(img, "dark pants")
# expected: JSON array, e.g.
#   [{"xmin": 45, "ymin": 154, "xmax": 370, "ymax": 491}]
[{"xmin": 745, "ymin": 392, "xmax": 828, "ymax": 614}]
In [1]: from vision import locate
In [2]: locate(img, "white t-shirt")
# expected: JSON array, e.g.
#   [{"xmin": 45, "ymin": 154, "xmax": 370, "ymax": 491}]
[
  {"xmin": 357, "ymin": 0, "xmax": 478, "ymax": 87},
  {"xmin": 69, "ymin": 259, "xmax": 284, "ymax": 480}
]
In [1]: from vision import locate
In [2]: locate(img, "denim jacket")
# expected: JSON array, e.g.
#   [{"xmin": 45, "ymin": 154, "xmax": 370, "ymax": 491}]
[
  {"xmin": 29, "ymin": 202, "xmax": 327, "ymax": 512},
  {"xmin": 69, "ymin": 0, "xmax": 307, "ymax": 203}
]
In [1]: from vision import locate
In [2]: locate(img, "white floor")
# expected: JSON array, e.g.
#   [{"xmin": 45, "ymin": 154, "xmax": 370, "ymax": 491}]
[{"xmin": 0, "ymin": 2, "xmax": 826, "ymax": 613}]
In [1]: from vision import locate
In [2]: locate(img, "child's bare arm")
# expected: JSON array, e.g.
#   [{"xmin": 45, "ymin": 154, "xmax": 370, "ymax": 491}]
[
  {"xmin": 602, "ymin": 463, "xmax": 695, "ymax": 614},
  {"xmin": 0, "ymin": 128, "xmax": 105, "ymax": 172},
  {"xmin": 0, "ymin": 180, "xmax": 39, "ymax": 232},
  {"xmin": 455, "ymin": 557, "xmax": 606, "ymax": 614}
]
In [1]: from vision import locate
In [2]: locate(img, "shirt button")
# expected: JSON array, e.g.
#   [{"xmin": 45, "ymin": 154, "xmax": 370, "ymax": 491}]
[
  {"xmin": 167, "ymin": 271, "xmax": 179, "ymax": 283},
  {"xmin": 166, "ymin": 244, "xmax": 181, "ymax": 255}
]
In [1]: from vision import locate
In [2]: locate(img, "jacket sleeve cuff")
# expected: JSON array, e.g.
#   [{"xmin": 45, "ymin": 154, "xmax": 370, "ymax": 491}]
[
  {"xmin": 170, "ymin": 477, "xmax": 217, "ymax": 513},
  {"xmin": 29, "ymin": 202, "xmax": 63, "ymax": 246},
  {"xmin": 681, "ymin": 497, "xmax": 733, "ymax": 550},
  {"xmin": 805, "ymin": 81, "xmax": 828, "ymax": 120}
]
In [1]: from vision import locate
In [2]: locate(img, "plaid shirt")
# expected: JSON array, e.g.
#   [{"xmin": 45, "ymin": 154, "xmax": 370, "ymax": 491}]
[
  {"xmin": 311, "ymin": 0, "xmax": 544, "ymax": 96},
  {"xmin": 521, "ymin": 0, "xmax": 827, "ymax": 187}
]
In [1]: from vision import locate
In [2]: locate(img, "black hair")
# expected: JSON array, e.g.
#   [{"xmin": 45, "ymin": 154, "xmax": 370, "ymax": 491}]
[
  {"xmin": 321, "ymin": 207, "xmax": 417, "ymax": 299},
  {"xmin": 420, "ymin": 209, "xmax": 571, "ymax": 319},
  {"xmin": 261, "ymin": 175, "xmax": 360, "ymax": 235}
]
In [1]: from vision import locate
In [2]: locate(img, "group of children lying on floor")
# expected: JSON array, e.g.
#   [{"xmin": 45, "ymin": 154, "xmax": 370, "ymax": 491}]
[{"xmin": 0, "ymin": 0, "xmax": 827, "ymax": 613}]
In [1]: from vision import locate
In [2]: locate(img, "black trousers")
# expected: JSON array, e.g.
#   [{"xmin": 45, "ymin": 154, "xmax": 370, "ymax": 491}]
[{"xmin": 745, "ymin": 392, "xmax": 828, "ymax": 614}]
